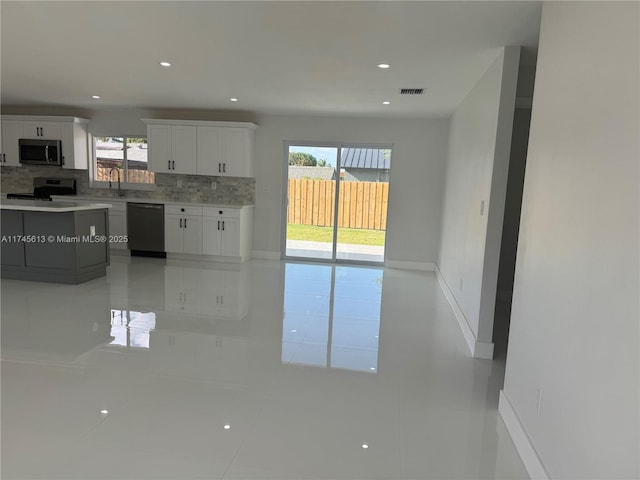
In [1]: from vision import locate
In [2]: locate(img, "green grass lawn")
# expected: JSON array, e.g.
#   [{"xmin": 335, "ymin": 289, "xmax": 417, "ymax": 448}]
[{"xmin": 287, "ymin": 224, "xmax": 386, "ymax": 246}]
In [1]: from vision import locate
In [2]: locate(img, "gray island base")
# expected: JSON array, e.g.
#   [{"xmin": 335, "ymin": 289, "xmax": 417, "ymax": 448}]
[{"xmin": 1, "ymin": 200, "xmax": 111, "ymax": 284}]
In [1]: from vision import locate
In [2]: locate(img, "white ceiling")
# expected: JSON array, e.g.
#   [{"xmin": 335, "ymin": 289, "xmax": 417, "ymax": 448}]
[{"xmin": 0, "ymin": 1, "xmax": 541, "ymax": 118}]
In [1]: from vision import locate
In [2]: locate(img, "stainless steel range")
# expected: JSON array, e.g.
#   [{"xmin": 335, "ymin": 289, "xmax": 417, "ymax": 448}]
[{"xmin": 6, "ymin": 177, "xmax": 77, "ymax": 201}]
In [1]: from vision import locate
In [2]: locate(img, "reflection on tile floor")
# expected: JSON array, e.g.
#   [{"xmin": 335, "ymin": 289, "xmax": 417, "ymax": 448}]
[
  {"xmin": 283, "ymin": 264, "xmax": 382, "ymax": 372},
  {"xmin": 1, "ymin": 256, "xmax": 527, "ymax": 479}
]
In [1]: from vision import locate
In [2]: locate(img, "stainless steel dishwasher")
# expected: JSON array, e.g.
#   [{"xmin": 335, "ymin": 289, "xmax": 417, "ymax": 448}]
[{"xmin": 126, "ymin": 202, "xmax": 166, "ymax": 258}]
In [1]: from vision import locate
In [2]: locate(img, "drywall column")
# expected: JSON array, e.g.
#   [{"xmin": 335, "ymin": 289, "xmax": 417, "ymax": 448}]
[
  {"xmin": 500, "ymin": 2, "xmax": 639, "ymax": 478},
  {"xmin": 437, "ymin": 46, "xmax": 520, "ymax": 358}
]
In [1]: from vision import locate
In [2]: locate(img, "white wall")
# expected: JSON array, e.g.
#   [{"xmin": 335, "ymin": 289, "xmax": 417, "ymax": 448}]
[
  {"xmin": 437, "ymin": 47, "xmax": 520, "ymax": 357},
  {"xmin": 502, "ymin": 2, "xmax": 639, "ymax": 478},
  {"xmin": 252, "ymin": 115, "xmax": 449, "ymax": 264}
]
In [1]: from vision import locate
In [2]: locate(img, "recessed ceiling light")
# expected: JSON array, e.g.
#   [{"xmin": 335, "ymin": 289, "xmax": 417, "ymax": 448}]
[
  {"xmin": 377, "ymin": 63, "xmax": 390, "ymax": 69},
  {"xmin": 160, "ymin": 61, "xmax": 171, "ymax": 67},
  {"xmin": 92, "ymin": 95, "xmax": 101, "ymax": 99},
  {"xmin": 223, "ymin": 424, "xmax": 231, "ymax": 430},
  {"xmin": 230, "ymin": 98, "xmax": 238, "ymax": 102},
  {"xmin": 362, "ymin": 444, "xmax": 369, "ymax": 449},
  {"xmin": 100, "ymin": 409, "xmax": 109, "ymax": 415},
  {"xmin": 382, "ymin": 101, "xmax": 390, "ymax": 105}
]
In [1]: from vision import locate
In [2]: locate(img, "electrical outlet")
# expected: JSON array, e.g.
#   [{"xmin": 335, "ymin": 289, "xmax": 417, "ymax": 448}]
[
  {"xmin": 536, "ymin": 387, "xmax": 543, "ymax": 415},
  {"xmin": 211, "ymin": 181, "xmax": 217, "ymax": 190}
]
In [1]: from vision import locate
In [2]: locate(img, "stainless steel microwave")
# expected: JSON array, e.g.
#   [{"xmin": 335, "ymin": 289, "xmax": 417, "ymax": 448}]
[{"xmin": 19, "ymin": 138, "xmax": 63, "ymax": 166}]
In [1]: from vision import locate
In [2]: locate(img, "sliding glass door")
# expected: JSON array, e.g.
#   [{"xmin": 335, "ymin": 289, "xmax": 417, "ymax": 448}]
[
  {"xmin": 285, "ymin": 144, "xmax": 390, "ymax": 263},
  {"xmin": 335, "ymin": 147, "xmax": 389, "ymax": 262}
]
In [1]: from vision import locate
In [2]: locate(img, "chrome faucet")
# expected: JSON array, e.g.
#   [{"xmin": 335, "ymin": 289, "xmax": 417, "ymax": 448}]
[{"xmin": 108, "ymin": 167, "xmax": 124, "ymax": 197}]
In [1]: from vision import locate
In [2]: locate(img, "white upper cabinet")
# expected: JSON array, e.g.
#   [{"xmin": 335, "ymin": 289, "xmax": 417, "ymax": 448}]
[
  {"xmin": 143, "ymin": 119, "xmax": 256, "ymax": 177},
  {"xmin": 147, "ymin": 124, "xmax": 197, "ymax": 174},
  {"xmin": 0, "ymin": 116, "xmax": 89, "ymax": 169},
  {"xmin": 195, "ymin": 126, "xmax": 222, "ymax": 176},
  {"xmin": 148, "ymin": 125, "xmax": 172, "ymax": 173},
  {"xmin": 1, "ymin": 120, "xmax": 22, "ymax": 166},
  {"xmin": 58, "ymin": 121, "xmax": 89, "ymax": 170},
  {"xmin": 20, "ymin": 121, "xmax": 61, "ymax": 140},
  {"xmin": 221, "ymin": 127, "xmax": 253, "ymax": 177},
  {"xmin": 172, "ymin": 126, "xmax": 197, "ymax": 175}
]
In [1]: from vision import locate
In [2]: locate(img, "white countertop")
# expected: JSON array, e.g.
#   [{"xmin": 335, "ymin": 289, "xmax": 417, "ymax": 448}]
[
  {"xmin": 0, "ymin": 199, "xmax": 112, "ymax": 212},
  {"xmin": 51, "ymin": 195, "xmax": 254, "ymax": 209}
]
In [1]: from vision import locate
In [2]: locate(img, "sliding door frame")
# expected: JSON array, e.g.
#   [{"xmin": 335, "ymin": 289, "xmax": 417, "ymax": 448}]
[{"xmin": 281, "ymin": 140, "xmax": 393, "ymax": 265}]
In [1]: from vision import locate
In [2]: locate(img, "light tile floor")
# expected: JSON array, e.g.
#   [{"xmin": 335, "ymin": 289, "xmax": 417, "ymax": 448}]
[
  {"xmin": 1, "ymin": 256, "xmax": 526, "ymax": 479},
  {"xmin": 286, "ymin": 240, "xmax": 385, "ymax": 263}
]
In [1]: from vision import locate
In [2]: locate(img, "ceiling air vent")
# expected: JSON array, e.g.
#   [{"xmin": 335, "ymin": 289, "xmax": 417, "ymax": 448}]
[{"xmin": 399, "ymin": 88, "xmax": 424, "ymax": 95}]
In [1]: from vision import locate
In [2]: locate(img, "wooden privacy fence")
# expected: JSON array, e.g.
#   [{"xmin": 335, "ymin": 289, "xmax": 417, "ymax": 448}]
[
  {"xmin": 96, "ymin": 159, "xmax": 155, "ymax": 184},
  {"xmin": 288, "ymin": 179, "xmax": 388, "ymax": 230}
]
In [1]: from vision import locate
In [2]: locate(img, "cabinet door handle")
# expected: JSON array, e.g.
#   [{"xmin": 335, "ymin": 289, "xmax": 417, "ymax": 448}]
[
  {"xmin": 217, "ymin": 220, "xmax": 220, "ymax": 230},
  {"xmin": 172, "ymin": 160, "xmax": 175, "ymax": 170},
  {"xmin": 223, "ymin": 163, "xmax": 226, "ymax": 173},
  {"xmin": 222, "ymin": 221, "xmax": 225, "ymax": 231},
  {"xmin": 179, "ymin": 218, "xmax": 183, "ymax": 228},
  {"xmin": 168, "ymin": 160, "xmax": 171, "ymax": 170},
  {"xmin": 184, "ymin": 218, "xmax": 187, "ymax": 229},
  {"xmin": 218, "ymin": 163, "xmax": 221, "ymax": 173}
]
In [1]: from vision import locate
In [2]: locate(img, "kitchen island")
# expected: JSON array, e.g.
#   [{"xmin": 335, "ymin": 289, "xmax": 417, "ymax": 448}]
[{"xmin": 1, "ymin": 200, "xmax": 112, "ymax": 284}]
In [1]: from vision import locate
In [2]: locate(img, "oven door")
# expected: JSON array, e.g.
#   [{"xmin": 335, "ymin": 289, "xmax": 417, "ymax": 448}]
[{"xmin": 19, "ymin": 139, "xmax": 63, "ymax": 166}]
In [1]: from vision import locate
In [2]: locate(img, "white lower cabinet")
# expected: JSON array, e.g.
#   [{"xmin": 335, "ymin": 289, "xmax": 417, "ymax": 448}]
[
  {"xmin": 166, "ymin": 204, "xmax": 252, "ymax": 262},
  {"xmin": 108, "ymin": 203, "xmax": 127, "ymax": 250},
  {"xmin": 202, "ymin": 211, "xmax": 240, "ymax": 257},
  {"xmin": 165, "ymin": 205, "xmax": 203, "ymax": 255}
]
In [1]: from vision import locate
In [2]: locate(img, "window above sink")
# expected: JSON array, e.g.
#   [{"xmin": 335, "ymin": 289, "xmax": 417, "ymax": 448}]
[{"xmin": 90, "ymin": 135, "xmax": 156, "ymax": 191}]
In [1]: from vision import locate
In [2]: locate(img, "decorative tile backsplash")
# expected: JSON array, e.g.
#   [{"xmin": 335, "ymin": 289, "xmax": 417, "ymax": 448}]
[{"xmin": 0, "ymin": 166, "xmax": 255, "ymax": 205}]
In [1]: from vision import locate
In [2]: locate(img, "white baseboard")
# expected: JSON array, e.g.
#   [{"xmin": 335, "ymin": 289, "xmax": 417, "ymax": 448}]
[
  {"xmin": 434, "ymin": 265, "xmax": 494, "ymax": 359},
  {"xmin": 167, "ymin": 253, "xmax": 241, "ymax": 263},
  {"xmin": 385, "ymin": 260, "xmax": 435, "ymax": 271},
  {"xmin": 252, "ymin": 250, "xmax": 281, "ymax": 260},
  {"xmin": 499, "ymin": 390, "xmax": 550, "ymax": 480}
]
